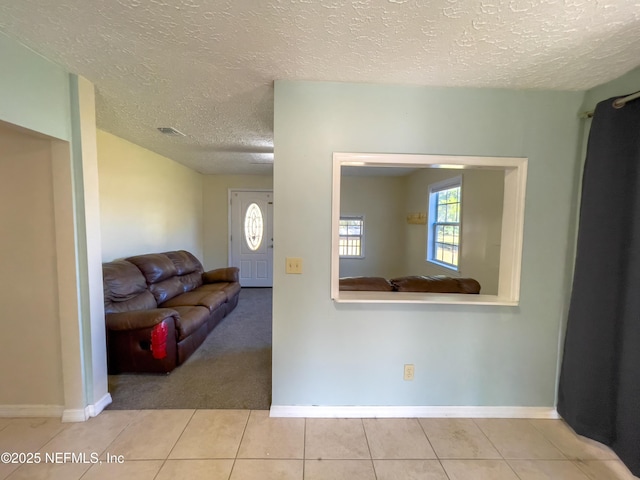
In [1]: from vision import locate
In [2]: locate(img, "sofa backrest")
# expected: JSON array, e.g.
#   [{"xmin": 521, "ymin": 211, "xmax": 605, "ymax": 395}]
[
  {"xmin": 390, "ymin": 275, "xmax": 481, "ymax": 294},
  {"xmin": 102, "ymin": 260, "xmax": 158, "ymax": 314},
  {"xmin": 163, "ymin": 250, "xmax": 204, "ymax": 291},
  {"xmin": 125, "ymin": 251, "xmax": 204, "ymax": 305}
]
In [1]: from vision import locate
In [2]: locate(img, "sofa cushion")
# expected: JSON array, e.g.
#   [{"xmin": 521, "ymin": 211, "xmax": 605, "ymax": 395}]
[
  {"xmin": 126, "ymin": 253, "xmax": 178, "ymax": 283},
  {"xmin": 203, "ymin": 267, "xmax": 240, "ymax": 283},
  {"xmin": 161, "ymin": 290, "xmax": 227, "ymax": 312},
  {"xmin": 169, "ymin": 305, "xmax": 210, "ymax": 340},
  {"xmin": 339, "ymin": 276, "xmax": 394, "ymax": 291},
  {"xmin": 390, "ymin": 275, "xmax": 481, "ymax": 294},
  {"xmin": 178, "ymin": 271, "xmax": 203, "ymax": 292},
  {"xmin": 103, "ymin": 260, "xmax": 158, "ymax": 313},
  {"xmin": 164, "ymin": 250, "xmax": 203, "ymax": 275},
  {"xmin": 150, "ymin": 276, "xmax": 185, "ymax": 304},
  {"xmin": 197, "ymin": 282, "xmax": 242, "ymax": 301}
]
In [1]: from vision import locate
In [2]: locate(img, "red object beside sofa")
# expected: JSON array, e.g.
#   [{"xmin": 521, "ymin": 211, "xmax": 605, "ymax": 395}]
[{"xmin": 103, "ymin": 250, "xmax": 240, "ymax": 374}]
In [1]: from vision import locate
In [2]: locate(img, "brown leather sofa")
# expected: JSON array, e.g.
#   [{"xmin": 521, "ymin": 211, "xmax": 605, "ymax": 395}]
[
  {"xmin": 339, "ymin": 275, "xmax": 481, "ymax": 294},
  {"xmin": 102, "ymin": 250, "xmax": 240, "ymax": 374}
]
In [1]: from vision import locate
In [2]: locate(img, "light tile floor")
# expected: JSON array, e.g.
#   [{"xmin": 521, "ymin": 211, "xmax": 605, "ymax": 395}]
[{"xmin": 0, "ymin": 410, "xmax": 637, "ymax": 480}]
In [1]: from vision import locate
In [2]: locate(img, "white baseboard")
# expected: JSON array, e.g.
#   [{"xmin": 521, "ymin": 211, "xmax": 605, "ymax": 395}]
[
  {"xmin": 86, "ymin": 393, "xmax": 112, "ymax": 418},
  {"xmin": 0, "ymin": 394, "xmax": 113, "ymax": 422},
  {"xmin": 62, "ymin": 393, "xmax": 113, "ymax": 423},
  {"xmin": 270, "ymin": 405, "xmax": 560, "ymax": 419},
  {"xmin": 61, "ymin": 408, "xmax": 89, "ymax": 423},
  {"xmin": 0, "ymin": 404, "xmax": 64, "ymax": 418}
]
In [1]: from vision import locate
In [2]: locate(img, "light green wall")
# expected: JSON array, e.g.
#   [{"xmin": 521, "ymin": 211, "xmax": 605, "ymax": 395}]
[
  {"xmin": 273, "ymin": 80, "xmax": 584, "ymax": 407},
  {"xmin": 582, "ymin": 67, "xmax": 640, "ymax": 111},
  {"xmin": 0, "ymin": 33, "xmax": 71, "ymax": 140},
  {"xmin": 203, "ymin": 174, "xmax": 273, "ymax": 270}
]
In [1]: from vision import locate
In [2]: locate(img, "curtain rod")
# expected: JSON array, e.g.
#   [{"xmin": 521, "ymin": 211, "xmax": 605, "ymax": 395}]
[{"xmin": 580, "ymin": 91, "xmax": 640, "ymax": 119}]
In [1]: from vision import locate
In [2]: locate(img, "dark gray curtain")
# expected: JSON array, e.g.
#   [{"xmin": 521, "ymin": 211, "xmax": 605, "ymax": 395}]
[{"xmin": 558, "ymin": 93, "xmax": 640, "ymax": 477}]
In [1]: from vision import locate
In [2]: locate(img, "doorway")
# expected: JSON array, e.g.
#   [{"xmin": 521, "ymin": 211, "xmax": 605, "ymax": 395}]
[{"xmin": 229, "ymin": 190, "xmax": 274, "ymax": 287}]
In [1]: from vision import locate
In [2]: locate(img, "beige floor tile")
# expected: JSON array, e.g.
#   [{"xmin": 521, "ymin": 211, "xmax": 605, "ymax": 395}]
[
  {"xmin": 441, "ymin": 459, "xmax": 520, "ymax": 480},
  {"xmin": 0, "ymin": 418, "xmax": 67, "ymax": 454},
  {"xmin": 40, "ymin": 410, "xmax": 138, "ymax": 457},
  {"xmin": 169, "ymin": 409, "xmax": 249, "ymax": 459},
  {"xmin": 237, "ymin": 410, "xmax": 304, "ymax": 459},
  {"xmin": 81, "ymin": 460, "xmax": 164, "ymax": 480},
  {"xmin": 305, "ymin": 419, "xmax": 370, "ymax": 460},
  {"xmin": 230, "ymin": 459, "xmax": 303, "ymax": 480},
  {"xmin": 4, "ymin": 461, "xmax": 89, "ymax": 480},
  {"xmin": 155, "ymin": 459, "xmax": 234, "ymax": 480},
  {"xmin": 105, "ymin": 409, "xmax": 194, "ymax": 460},
  {"xmin": 0, "ymin": 419, "xmax": 11, "ymax": 431},
  {"xmin": 574, "ymin": 460, "xmax": 639, "ymax": 480},
  {"xmin": 0, "ymin": 462, "xmax": 19, "ymax": 480},
  {"xmin": 419, "ymin": 418, "xmax": 501, "ymax": 459},
  {"xmin": 509, "ymin": 460, "xmax": 591, "ymax": 479},
  {"xmin": 529, "ymin": 420, "xmax": 617, "ymax": 460},
  {"xmin": 474, "ymin": 418, "xmax": 565, "ymax": 459},
  {"xmin": 363, "ymin": 418, "xmax": 436, "ymax": 459},
  {"xmin": 373, "ymin": 459, "xmax": 449, "ymax": 480},
  {"xmin": 304, "ymin": 459, "xmax": 375, "ymax": 480},
  {"xmin": 0, "ymin": 420, "xmax": 68, "ymax": 479}
]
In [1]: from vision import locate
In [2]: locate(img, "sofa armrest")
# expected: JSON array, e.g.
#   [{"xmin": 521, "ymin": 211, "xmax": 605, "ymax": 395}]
[
  {"xmin": 106, "ymin": 308, "xmax": 179, "ymax": 331},
  {"xmin": 202, "ymin": 267, "xmax": 239, "ymax": 284}
]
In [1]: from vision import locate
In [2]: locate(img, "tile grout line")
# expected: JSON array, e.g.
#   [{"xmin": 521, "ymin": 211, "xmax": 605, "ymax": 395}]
[
  {"xmin": 227, "ymin": 408, "xmax": 252, "ymax": 480},
  {"xmin": 525, "ymin": 418, "xmax": 567, "ymax": 460},
  {"xmin": 526, "ymin": 417, "xmax": 575, "ymax": 461},
  {"xmin": 302, "ymin": 418, "xmax": 306, "ymax": 479},
  {"xmin": 151, "ymin": 409, "xmax": 197, "ymax": 480},
  {"xmin": 469, "ymin": 418, "xmax": 527, "ymax": 479},
  {"xmin": 472, "ymin": 418, "xmax": 584, "ymax": 480},
  {"xmin": 416, "ymin": 417, "xmax": 453, "ymax": 480},
  {"xmin": 78, "ymin": 409, "xmax": 147, "ymax": 480},
  {"xmin": 471, "ymin": 417, "xmax": 510, "ymax": 460},
  {"xmin": 359, "ymin": 418, "xmax": 378, "ymax": 480}
]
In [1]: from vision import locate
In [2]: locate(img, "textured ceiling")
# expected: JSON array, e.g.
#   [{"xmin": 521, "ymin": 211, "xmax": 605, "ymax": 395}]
[{"xmin": 1, "ymin": 0, "xmax": 640, "ymax": 174}]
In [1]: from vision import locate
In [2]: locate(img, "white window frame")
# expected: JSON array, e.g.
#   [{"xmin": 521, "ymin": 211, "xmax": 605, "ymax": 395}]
[
  {"xmin": 427, "ymin": 176, "xmax": 462, "ymax": 271},
  {"xmin": 339, "ymin": 215, "xmax": 365, "ymax": 258}
]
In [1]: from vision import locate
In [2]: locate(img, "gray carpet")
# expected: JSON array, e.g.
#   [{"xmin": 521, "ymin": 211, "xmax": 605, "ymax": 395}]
[{"xmin": 107, "ymin": 288, "xmax": 272, "ymax": 410}]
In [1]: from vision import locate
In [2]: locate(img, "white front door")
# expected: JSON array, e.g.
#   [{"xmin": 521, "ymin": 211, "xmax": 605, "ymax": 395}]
[{"xmin": 229, "ymin": 190, "xmax": 273, "ymax": 287}]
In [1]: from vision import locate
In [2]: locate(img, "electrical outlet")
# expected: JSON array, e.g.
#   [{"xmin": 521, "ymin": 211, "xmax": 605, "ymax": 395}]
[
  {"xmin": 404, "ymin": 364, "xmax": 415, "ymax": 381},
  {"xmin": 285, "ymin": 257, "xmax": 303, "ymax": 274}
]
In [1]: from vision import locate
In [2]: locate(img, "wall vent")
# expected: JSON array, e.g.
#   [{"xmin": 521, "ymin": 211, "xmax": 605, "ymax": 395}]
[{"xmin": 157, "ymin": 127, "xmax": 186, "ymax": 136}]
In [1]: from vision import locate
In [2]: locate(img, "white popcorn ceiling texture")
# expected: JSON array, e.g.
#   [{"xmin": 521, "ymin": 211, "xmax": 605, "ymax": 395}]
[{"xmin": 1, "ymin": 0, "xmax": 640, "ymax": 174}]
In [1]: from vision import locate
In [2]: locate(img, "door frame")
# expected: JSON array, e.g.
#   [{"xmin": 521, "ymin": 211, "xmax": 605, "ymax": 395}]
[{"xmin": 227, "ymin": 188, "xmax": 274, "ymax": 285}]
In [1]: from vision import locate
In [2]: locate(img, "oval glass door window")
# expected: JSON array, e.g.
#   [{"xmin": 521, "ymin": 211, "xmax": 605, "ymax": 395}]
[{"xmin": 244, "ymin": 203, "xmax": 264, "ymax": 251}]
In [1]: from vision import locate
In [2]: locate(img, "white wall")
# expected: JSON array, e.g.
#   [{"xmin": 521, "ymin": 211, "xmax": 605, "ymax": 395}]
[
  {"xmin": 0, "ymin": 122, "xmax": 64, "ymax": 407},
  {"xmin": 203, "ymin": 174, "xmax": 273, "ymax": 270},
  {"xmin": 273, "ymin": 81, "xmax": 583, "ymax": 408},
  {"xmin": 98, "ymin": 130, "xmax": 205, "ymax": 262}
]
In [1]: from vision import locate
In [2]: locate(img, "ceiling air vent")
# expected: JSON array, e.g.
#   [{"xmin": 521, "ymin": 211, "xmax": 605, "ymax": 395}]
[{"xmin": 157, "ymin": 127, "xmax": 186, "ymax": 136}]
